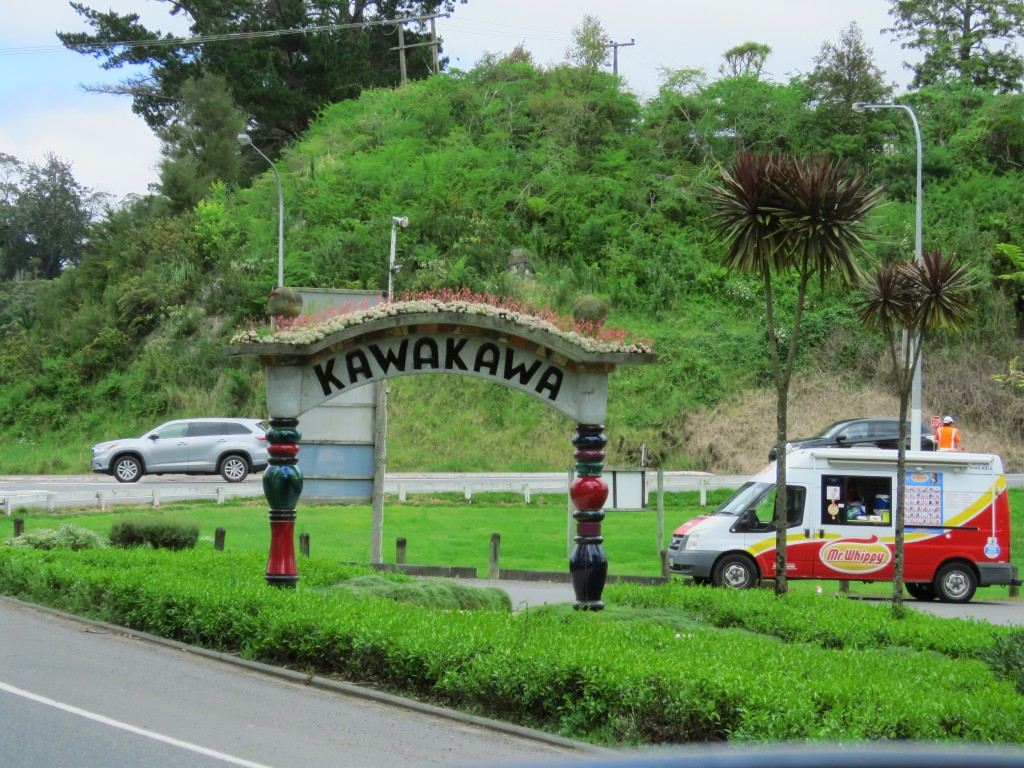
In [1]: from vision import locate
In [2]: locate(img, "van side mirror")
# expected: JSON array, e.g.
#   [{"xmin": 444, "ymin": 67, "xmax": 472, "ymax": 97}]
[{"xmin": 149, "ymin": 433, "xmax": 159, "ymax": 440}]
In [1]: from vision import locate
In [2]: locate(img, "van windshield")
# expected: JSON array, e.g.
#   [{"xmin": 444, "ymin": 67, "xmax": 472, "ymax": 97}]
[{"xmin": 713, "ymin": 482, "xmax": 773, "ymax": 515}]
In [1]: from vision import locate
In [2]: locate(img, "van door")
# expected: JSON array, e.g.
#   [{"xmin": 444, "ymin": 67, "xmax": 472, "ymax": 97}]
[
  {"xmin": 811, "ymin": 473, "xmax": 895, "ymax": 580},
  {"xmin": 737, "ymin": 485, "xmax": 814, "ymax": 579}
]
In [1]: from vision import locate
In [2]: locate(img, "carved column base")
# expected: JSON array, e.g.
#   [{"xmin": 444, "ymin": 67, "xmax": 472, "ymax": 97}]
[
  {"xmin": 263, "ymin": 418, "xmax": 303, "ymax": 588},
  {"xmin": 569, "ymin": 424, "xmax": 608, "ymax": 611}
]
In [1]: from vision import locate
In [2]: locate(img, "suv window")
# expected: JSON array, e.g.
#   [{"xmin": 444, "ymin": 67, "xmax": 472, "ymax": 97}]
[
  {"xmin": 190, "ymin": 422, "xmax": 226, "ymax": 437},
  {"xmin": 864, "ymin": 422, "xmax": 888, "ymax": 440},
  {"xmin": 225, "ymin": 422, "xmax": 254, "ymax": 435},
  {"xmin": 156, "ymin": 423, "xmax": 189, "ymax": 439},
  {"xmin": 842, "ymin": 422, "xmax": 869, "ymax": 441}
]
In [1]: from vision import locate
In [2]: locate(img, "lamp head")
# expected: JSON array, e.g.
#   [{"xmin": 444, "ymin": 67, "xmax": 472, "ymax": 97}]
[
  {"xmin": 393, "ymin": 216, "xmax": 409, "ymax": 228},
  {"xmin": 851, "ymin": 102, "xmax": 867, "ymax": 113},
  {"xmin": 237, "ymin": 133, "xmax": 252, "ymax": 146}
]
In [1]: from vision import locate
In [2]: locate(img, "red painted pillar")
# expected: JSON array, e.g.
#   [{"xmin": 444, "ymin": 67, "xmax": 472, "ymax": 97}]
[
  {"xmin": 263, "ymin": 417, "xmax": 303, "ymax": 587},
  {"xmin": 569, "ymin": 424, "xmax": 608, "ymax": 610}
]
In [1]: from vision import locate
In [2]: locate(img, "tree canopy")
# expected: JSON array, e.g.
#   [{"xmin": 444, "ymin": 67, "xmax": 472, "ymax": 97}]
[
  {"xmin": 0, "ymin": 154, "xmax": 95, "ymax": 280},
  {"xmin": 885, "ymin": 0, "xmax": 1024, "ymax": 92},
  {"xmin": 58, "ymin": 0, "xmax": 467, "ymax": 154}
]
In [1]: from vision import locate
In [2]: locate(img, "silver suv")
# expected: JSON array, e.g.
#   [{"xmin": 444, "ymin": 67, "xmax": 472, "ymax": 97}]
[{"xmin": 91, "ymin": 418, "xmax": 269, "ymax": 483}]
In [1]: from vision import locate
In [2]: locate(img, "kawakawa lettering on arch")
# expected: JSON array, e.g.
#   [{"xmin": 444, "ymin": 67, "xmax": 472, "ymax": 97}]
[{"xmin": 312, "ymin": 337, "xmax": 564, "ymax": 400}]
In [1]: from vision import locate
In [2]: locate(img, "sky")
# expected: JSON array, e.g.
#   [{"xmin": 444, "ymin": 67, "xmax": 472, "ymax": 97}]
[{"xmin": 1, "ymin": 0, "xmax": 919, "ymax": 201}]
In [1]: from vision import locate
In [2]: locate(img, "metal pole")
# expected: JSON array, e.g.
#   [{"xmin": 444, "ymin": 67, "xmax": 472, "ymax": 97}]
[
  {"xmin": 388, "ymin": 221, "xmax": 397, "ymax": 302},
  {"xmin": 852, "ymin": 103, "xmax": 924, "ymax": 449},
  {"xmin": 238, "ymin": 134, "xmax": 285, "ymax": 288},
  {"xmin": 371, "ymin": 381, "xmax": 387, "ymax": 564}
]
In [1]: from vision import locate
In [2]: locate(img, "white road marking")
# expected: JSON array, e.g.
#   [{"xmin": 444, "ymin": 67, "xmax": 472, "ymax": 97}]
[{"xmin": 0, "ymin": 680, "xmax": 276, "ymax": 768}]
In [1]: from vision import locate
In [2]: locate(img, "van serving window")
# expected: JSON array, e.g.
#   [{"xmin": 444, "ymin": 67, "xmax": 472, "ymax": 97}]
[{"xmin": 821, "ymin": 474, "xmax": 893, "ymax": 526}]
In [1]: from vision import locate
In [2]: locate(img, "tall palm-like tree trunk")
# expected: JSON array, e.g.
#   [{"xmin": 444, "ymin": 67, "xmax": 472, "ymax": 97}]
[
  {"xmin": 855, "ymin": 251, "xmax": 975, "ymax": 616},
  {"xmin": 707, "ymin": 152, "xmax": 883, "ymax": 595}
]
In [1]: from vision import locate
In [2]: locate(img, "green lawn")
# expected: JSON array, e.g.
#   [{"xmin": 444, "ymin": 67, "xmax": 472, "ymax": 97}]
[{"xmin": 6, "ymin": 488, "xmax": 1022, "ymax": 600}]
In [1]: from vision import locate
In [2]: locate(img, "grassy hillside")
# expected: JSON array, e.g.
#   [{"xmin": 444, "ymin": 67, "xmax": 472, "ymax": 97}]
[{"xmin": 1, "ymin": 61, "xmax": 1022, "ymax": 475}]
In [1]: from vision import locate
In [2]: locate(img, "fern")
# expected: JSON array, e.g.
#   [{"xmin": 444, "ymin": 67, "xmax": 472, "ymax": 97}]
[{"xmin": 994, "ymin": 243, "xmax": 1024, "ymax": 284}]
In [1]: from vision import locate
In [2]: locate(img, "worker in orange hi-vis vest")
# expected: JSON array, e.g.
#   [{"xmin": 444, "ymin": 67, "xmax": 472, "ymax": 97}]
[{"xmin": 934, "ymin": 415, "xmax": 962, "ymax": 451}]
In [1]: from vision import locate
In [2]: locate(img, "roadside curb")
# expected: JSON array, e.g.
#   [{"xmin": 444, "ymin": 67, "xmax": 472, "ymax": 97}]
[{"xmin": 1, "ymin": 595, "xmax": 616, "ymax": 758}]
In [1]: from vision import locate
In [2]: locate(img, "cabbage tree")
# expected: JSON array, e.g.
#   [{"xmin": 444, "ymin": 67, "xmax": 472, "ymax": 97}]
[
  {"xmin": 854, "ymin": 250, "xmax": 975, "ymax": 614},
  {"xmin": 707, "ymin": 152, "xmax": 883, "ymax": 594}
]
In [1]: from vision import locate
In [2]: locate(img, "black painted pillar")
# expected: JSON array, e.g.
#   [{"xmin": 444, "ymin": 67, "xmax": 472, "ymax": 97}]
[
  {"xmin": 263, "ymin": 417, "xmax": 303, "ymax": 587},
  {"xmin": 568, "ymin": 424, "xmax": 608, "ymax": 611}
]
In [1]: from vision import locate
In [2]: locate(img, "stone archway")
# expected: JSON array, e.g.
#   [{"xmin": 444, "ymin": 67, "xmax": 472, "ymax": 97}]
[{"xmin": 226, "ymin": 302, "xmax": 655, "ymax": 610}]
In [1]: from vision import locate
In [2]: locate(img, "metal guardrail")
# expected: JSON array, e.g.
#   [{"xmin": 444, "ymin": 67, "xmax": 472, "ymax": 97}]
[
  {"xmin": 385, "ymin": 471, "xmax": 747, "ymax": 505},
  {"xmin": 1, "ymin": 472, "xmax": 745, "ymax": 513},
  {"xmin": 3, "ymin": 472, "xmax": 1020, "ymax": 512},
  {"xmin": 0, "ymin": 485, "xmax": 257, "ymax": 514}
]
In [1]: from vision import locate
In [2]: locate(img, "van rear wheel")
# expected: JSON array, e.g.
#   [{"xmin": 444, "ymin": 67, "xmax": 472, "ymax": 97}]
[
  {"xmin": 712, "ymin": 554, "xmax": 759, "ymax": 590},
  {"xmin": 934, "ymin": 562, "xmax": 977, "ymax": 603}
]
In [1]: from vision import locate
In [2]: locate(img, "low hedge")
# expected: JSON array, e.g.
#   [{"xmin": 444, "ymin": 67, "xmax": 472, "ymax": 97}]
[
  {"xmin": 0, "ymin": 547, "xmax": 1021, "ymax": 745},
  {"xmin": 109, "ymin": 518, "xmax": 198, "ymax": 550},
  {"xmin": 604, "ymin": 581, "xmax": 1006, "ymax": 659}
]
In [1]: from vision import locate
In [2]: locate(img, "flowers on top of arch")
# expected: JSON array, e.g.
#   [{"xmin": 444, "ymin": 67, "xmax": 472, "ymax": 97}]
[{"xmin": 230, "ymin": 288, "xmax": 653, "ymax": 354}]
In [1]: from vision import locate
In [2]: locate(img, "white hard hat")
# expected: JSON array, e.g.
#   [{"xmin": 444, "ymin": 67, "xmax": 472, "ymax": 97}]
[{"xmin": 943, "ymin": 415, "xmax": 955, "ymax": 424}]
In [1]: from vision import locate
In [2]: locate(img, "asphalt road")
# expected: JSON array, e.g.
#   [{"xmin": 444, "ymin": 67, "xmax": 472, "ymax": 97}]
[{"xmin": 0, "ymin": 598, "xmax": 601, "ymax": 768}]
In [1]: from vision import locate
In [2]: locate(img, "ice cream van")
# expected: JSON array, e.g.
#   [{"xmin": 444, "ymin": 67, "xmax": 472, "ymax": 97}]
[{"xmin": 666, "ymin": 448, "xmax": 1020, "ymax": 602}]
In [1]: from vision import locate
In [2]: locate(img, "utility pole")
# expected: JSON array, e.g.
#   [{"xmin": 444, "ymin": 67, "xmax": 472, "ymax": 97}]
[
  {"xmin": 603, "ymin": 38, "xmax": 635, "ymax": 76},
  {"xmin": 391, "ymin": 14, "xmax": 445, "ymax": 85}
]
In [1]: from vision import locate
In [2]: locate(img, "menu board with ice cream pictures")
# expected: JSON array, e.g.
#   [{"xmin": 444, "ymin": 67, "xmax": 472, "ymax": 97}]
[{"xmin": 903, "ymin": 471, "xmax": 943, "ymax": 527}]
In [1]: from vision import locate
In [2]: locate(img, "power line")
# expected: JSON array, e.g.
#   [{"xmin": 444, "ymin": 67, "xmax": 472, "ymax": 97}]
[{"xmin": 0, "ymin": 14, "xmax": 447, "ymax": 56}]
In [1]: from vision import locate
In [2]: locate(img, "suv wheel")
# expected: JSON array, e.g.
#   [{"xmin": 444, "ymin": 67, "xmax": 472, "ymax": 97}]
[
  {"xmin": 219, "ymin": 455, "xmax": 249, "ymax": 483},
  {"xmin": 113, "ymin": 456, "xmax": 143, "ymax": 483}
]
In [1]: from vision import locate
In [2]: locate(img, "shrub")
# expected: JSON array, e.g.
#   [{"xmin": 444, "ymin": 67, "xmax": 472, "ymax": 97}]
[
  {"xmin": 4, "ymin": 524, "xmax": 107, "ymax": 551},
  {"xmin": 109, "ymin": 519, "xmax": 198, "ymax": 551},
  {"xmin": 1, "ymin": 547, "xmax": 1022, "ymax": 747},
  {"xmin": 980, "ymin": 628, "xmax": 1024, "ymax": 693},
  {"xmin": 571, "ymin": 294, "xmax": 608, "ymax": 325}
]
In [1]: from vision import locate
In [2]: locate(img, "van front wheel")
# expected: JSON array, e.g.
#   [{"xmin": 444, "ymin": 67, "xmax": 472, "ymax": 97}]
[
  {"xmin": 934, "ymin": 562, "xmax": 977, "ymax": 603},
  {"xmin": 713, "ymin": 554, "xmax": 759, "ymax": 590}
]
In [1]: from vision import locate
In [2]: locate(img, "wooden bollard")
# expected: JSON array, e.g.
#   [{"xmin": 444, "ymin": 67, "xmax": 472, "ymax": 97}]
[
  {"xmin": 299, "ymin": 532, "xmax": 310, "ymax": 559},
  {"xmin": 396, "ymin": 537, "xmax": 407, "ymax": 565},
  {"xmin": 13, "ymin": 518, "xmax": 24, "ymax": 537},
  {"xmin": 488, "ymin": 533, "xmax": 500, "ymax": 580},
  {"xmin": 838, "ymin": 581, "xmax": 849, "ymax": 594},
  {"xmin": 214, "ymin": 527, "xmax": 226, "ymax": 551},
  {"xmin": 1011, "ymin": 565, "xmax": 1020, "ymax": 599}
]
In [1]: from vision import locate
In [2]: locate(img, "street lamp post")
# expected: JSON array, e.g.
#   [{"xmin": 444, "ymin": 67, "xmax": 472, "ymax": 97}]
[
  {"xmin": 237, "ymin": 133, "xmax": 285, "ymax": 288},
  {"xmin": 388, "ymin": 216, "xmax": 408, "ymax": 301},
  {"xmin": 853, "ymin": 102, "xmax": 924, "ymax": 450}
]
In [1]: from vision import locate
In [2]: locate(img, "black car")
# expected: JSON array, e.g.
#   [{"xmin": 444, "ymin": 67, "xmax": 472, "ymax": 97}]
[{"xmin": 768, "ymin": 418, "xmax": 937, "ymax": 462}]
